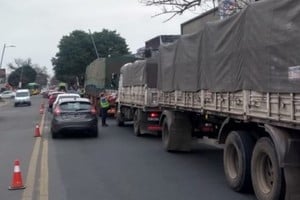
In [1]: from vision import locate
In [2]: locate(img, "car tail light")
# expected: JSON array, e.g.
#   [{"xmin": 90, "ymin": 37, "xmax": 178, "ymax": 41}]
[
  {"xmin": 54, "ymin": 107, "xmax": 61, "ymax": 116},
  {"xmin": 91, "ymin": 107, "xmax": 97, "ymax": 115}
]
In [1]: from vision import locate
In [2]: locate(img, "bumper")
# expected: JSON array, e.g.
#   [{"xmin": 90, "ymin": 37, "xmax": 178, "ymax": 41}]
[
  {"xmin": 51, "ymin": 118, "xmax": 98, "ymax": 133},
  {"xmin": 15, "ymin": 101, "xmax": 31, "ymax": 105}
]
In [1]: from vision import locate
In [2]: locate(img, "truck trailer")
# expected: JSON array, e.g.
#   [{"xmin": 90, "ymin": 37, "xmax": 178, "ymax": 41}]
[
  {"xmin": 84, "ymin": 56, "xmax": 136, "ymax": 115},
  {"xmin": 116, "ymin": 57, "xmax": 161, "ymax": 136},
  {"xmin": 156, "ymin": 1, "xmax": 300, "ymax": 200}
]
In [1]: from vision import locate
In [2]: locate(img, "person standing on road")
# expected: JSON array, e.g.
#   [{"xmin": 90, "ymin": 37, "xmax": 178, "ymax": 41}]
[{"xmin": 99, "ymin": 92, "xmax": 110, "ymax": 127}]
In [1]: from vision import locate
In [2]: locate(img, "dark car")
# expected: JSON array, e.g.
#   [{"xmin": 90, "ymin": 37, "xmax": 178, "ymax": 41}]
[{"xmin": 50, "ymin": 97, "xmax": 98, "ymax": 138}]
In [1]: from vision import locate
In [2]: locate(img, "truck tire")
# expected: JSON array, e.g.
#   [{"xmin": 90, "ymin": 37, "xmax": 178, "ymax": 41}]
[
  {"xmin": 133, "ymin": 109, "xmax": 141, "ymax": 136},
  {"xmin": 116, "ymin": 110, "xmax": 125, "ymax": 126},
  {"xmin": 251, "ymin": 137, "xmax": 284, "ymax": 200},
  {"xmin": 223, "ymin": 131, "xmax": 255, "ymax": 192},
  {"xmin": 161, "ymin": 111, "xmax": 192, "ymax": 152}
]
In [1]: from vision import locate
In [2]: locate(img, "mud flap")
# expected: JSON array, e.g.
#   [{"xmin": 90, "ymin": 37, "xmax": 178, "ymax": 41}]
[{"xmin": 163, "ymin": 111, "xmax": 192, "ymax": 152}]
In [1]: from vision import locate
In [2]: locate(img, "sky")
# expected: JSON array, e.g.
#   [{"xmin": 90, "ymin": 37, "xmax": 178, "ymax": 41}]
[{"xmin": 0, "ymin": 0, "xmax": 214, "ymax": 77}]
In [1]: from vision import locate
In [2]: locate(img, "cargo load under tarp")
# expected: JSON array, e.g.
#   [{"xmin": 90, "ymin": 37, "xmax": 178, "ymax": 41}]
[
  {"xmin": 121, "ymin": 57, "xmax": 158, "ymax": 88},
  {"xmin": 158, "ymin": 0, "xmax": 300, "ymax": 93},
  {"xmin": 85, "ymin": 56, "xmax": 136, "ymax": 96}
]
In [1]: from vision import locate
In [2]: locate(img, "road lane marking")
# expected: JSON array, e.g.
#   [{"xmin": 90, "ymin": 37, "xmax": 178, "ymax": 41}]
[
  {"xmin": 22, "ymin": 106, "xmax": 47, "ymax": 200},
  {"xmin": 21, "ymin": 138, "xmax": 41, "ymax": 200},
  {"xmin": 39, "ymin": 107, "xmax": 49, "ymax": 200},
  {"xmin": 40, "ymin": 139, "xmax": 49, "ymax": 200}
]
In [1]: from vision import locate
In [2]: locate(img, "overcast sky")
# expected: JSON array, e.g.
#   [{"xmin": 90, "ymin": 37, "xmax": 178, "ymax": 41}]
[{"xmin": 0, "ymin": 0, "xmax": 214, "ymax": 76}]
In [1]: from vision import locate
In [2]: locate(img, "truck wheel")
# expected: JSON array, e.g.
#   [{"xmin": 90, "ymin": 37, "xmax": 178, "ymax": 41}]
[
  {"xmin": 224, "ymin": 131, "xmax": 255, "ymax": 192},
  {"xmin": 133, "ymin": 109, "xmax": 141, "ymax": 136},
  {"xmin": 162, "ymin": 117, "xmax": 171, "ymax": 150},
  {"xmin": 161, "ymin": 111, "xmax": 192, "ymax": 152},
  {"xmin": 116, "ymin": 112, "xmax": 125, "ymax": 126},
  {"xmin": 251, "ymin": 137, "xmax": 284, "ymax": 200}
]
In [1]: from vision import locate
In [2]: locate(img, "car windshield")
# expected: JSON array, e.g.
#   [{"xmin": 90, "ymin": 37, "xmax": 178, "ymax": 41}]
[
  {"xmin": 59, "ymin": 102, "xmax": 91, "ymax": 111},
  {"xmin": 16, "ymin": 92, "xmax": 29, "ymax": 97}
]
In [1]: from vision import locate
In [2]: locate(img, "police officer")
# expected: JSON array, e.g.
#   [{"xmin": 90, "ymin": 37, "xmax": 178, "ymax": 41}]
[{"xmin": 99, "ymin": 92, "xmax": 110, "ymax": 126}]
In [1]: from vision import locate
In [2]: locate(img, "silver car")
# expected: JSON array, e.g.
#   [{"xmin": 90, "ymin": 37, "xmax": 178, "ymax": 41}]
[
  {"xmin": 0, "ymin": 90, "xmax": 16, "ymax": 99},
  {"xmin": 50, "ymin": 97, "xmax": 98, "ymax": 138}
]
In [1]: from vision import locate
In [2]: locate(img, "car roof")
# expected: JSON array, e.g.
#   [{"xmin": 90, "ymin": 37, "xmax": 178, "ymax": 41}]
[
  {"xmin": 58, "ymin": 97, "xmax": 91, "ymax": 104},
  {"xmin": 16, "ymin": 89, "xmax": 29, "ymax": 92},
  {"xmin": 57, "ymin": 93, "xmax": 80, "ymax": 98},
  {"xmin": 50, "ymin": 91, "xmax": 64, "ymax": 95}
]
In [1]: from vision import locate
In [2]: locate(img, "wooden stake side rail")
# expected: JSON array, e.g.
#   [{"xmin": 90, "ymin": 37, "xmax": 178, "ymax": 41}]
[{"xmin": 158, "ymin": 90, "xmax": 300, "ymax": 129}]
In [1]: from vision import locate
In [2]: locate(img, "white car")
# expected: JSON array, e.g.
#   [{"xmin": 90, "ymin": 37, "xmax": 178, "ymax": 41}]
[
  {"xmin": 0, "ymin": 90, "xmax": 16, "ymax": 99},
  {"xmin": 14, "ymin": 89, "xmax": 31, "ymax": 106},
  {"xmin": 52, "ymin": 93, "xmax": 80, "ymax": 112}
]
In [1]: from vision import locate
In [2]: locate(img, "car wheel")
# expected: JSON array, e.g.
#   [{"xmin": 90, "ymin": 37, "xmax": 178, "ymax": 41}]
[
  {"xmin": 91, "ymin": 128, "xmax": 98, "ymax": 138},
  {"xmin": 51, "ymin": 130, "xmax": 58, "ymax": 139}
]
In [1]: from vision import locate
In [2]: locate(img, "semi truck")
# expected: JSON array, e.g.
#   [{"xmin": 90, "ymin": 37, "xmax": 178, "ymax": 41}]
[
  {"xmin": 84, "ymin": 56, "xmax": 136, "ymax": 115},
  {"xmin": 116, "ymin": 57, "xmax": 161, "ymax": 136},
  {"xmin": 155, "ymin": 1, "xmax": 299, "ymax": 200}
]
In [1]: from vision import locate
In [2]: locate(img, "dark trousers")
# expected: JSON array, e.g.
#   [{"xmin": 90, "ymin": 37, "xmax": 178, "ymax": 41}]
[{"xmin": 101, "ymin": 107, "xmax": 108, "ymax": 125}]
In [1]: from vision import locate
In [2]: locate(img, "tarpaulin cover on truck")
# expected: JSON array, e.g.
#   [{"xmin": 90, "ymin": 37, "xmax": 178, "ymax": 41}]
[
  {"xmin": 121, "ymin": 57, "xmax": 158, "ymax": 88},
  {"xmin": 158, "ymin": 0, "xmax": 300, "ymax": 92},
  {"xmin": 85, "ymin": 56, "xmax": 136, "ymax": 96}
]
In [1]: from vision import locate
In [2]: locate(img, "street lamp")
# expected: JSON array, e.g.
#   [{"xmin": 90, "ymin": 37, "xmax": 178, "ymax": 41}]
[{"xmin": 0, "ymin": 43, "xmax": 16, "ymax": 68}]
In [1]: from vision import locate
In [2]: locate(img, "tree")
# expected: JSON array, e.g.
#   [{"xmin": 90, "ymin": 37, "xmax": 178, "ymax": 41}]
[
  {"xmin": 34, "ymin": 66, "xmax": 49, "ymax": 86},
  {"xmin": 139, "ymin": 0, "xmax": 253, "ymax": 20},
  {"xmin": 7, "ymin": 59, "xmax": 37, "ymax": 88},
  {"xmin": 52, "ymin": 29, "xmax": 130, "ymax": 84}
]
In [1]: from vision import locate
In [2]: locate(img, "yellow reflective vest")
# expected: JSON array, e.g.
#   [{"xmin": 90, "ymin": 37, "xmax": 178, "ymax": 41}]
[{"xmin": 100, "ymin": 97, "xmax": 110, "ymax": 108}]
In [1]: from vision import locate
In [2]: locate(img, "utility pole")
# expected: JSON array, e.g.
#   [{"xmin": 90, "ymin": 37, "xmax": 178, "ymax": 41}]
[{"xmin": 88, "ymin": 29, "xmax": 100, "ymax": 59}]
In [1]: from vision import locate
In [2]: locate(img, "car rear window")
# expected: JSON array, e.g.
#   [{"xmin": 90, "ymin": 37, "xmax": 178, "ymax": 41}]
[
  {"xmin": 16, "ymin": 92, "xmax": 29, "ymax": 97},
  {"xmin": 59, "ymin": 102, "xmax": 91, "ymax": 111}
]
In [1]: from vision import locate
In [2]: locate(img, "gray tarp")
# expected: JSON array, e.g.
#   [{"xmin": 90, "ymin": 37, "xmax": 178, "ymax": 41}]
[
  {"xmin": 121, "ymin": 57, "xmax": 158, "ymax": 88},
  {"xmin": 85, "ymin": 56, "xmax": 136, "ymax": 96},
  {"xmin": 158, "ymin": 0, "xmax": 300, "ymax": 92}
]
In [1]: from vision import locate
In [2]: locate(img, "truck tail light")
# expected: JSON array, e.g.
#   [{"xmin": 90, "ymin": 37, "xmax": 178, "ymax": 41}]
[{"xmin": 149, "ymin": 112, "xmax": 159, "ymax": 118}]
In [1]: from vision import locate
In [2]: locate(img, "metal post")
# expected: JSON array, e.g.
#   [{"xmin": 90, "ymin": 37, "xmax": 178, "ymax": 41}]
[
  {"xmin": 19, "ymin": 66, "xmax": 24, "ymax": 88},
  {"xmin": 0, "ymin": 44, "xmax": 6, "ymax": 68},
  {"xmin": 0, "ymin": 44, "xmax": 16, "ymax": 68},
  {"xmin": 88, "ymin": 29, "xmax": 100, "ymax": 59}
]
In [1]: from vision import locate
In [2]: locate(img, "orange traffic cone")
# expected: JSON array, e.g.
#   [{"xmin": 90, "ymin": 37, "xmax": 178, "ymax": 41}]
[
  {"xmin": 34, "ymin": 124, "xmax": 41, "ymax": 137},
  {"xmin": 8, "ymin": 160, "xmax": 26, "ymax": 190}
]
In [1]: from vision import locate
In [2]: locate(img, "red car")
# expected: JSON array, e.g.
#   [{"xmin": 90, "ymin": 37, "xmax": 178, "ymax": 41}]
[{"xmin": 48, "ymin": 91, "xmax": 64, "ymax": 111}]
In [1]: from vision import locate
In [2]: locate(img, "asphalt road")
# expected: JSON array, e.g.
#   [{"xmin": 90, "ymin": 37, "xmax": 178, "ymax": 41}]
[{"xmin": 0, "ymin": 95, "xmax": 257, "ymax": 200}]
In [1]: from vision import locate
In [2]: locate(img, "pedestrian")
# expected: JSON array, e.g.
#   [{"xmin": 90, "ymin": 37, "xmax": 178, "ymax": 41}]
[{"xmin": 99, "ymin": 92, "xmax": 110, "ymax": 127}]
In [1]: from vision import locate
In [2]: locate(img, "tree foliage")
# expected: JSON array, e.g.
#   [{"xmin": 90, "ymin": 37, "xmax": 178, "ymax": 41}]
[
  {"xmin": 7, "ymin": 59, "xmax": 37, "ymax": 88},
  {"xmin": 7, "ymin": 58, "xmax": 49, "ymax": 88},
  {"xmin": 139, "ymin": 0, "xmax": 253, "ymax": 20},
  {"xmin": 52, "ymin": 29, "xmax": 130, "ymax": 85}
]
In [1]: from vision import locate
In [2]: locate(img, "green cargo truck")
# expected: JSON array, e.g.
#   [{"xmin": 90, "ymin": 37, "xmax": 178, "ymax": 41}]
[{"xmin": 84, "ymin": 56, "xmax": 137, "ymax": 115}]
